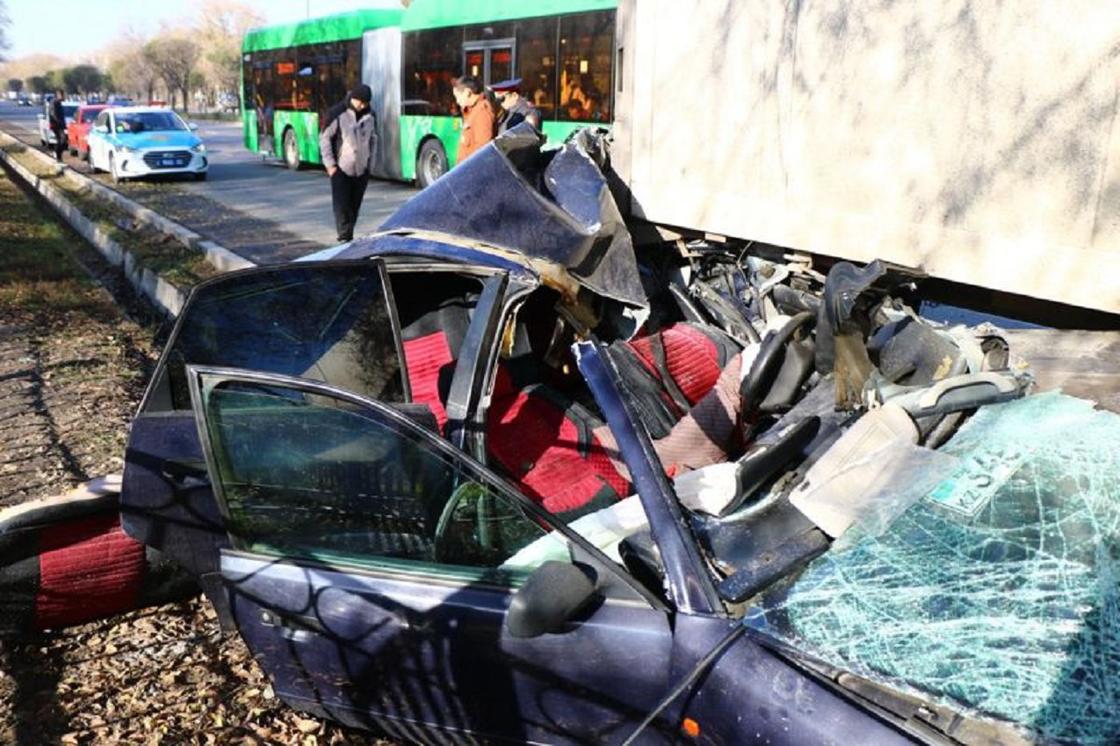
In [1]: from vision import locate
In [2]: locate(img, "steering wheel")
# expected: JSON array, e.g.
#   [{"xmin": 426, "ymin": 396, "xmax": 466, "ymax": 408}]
[{"xmin": 432, "ymin": 481, "xmax": 494, "ymax": 564}]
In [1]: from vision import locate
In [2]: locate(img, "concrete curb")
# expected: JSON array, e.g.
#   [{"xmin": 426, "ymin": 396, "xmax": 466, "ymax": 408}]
[
  {"xmin": 0, "ymin": 131, "xmax": 256, "ymax": 316},
  {"xmin": 0, "ymin": 131, "xmax": 257, "ymax": 275}
]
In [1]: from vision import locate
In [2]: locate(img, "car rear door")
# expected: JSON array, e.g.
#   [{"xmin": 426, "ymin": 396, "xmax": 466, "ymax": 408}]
[
  {"xmin": 120, "ymin": 260, "xmax": 408, "ymax": 615},
  {"xmin": 189, "ymin": 367, "xmax": 676, "ymax": 744}
]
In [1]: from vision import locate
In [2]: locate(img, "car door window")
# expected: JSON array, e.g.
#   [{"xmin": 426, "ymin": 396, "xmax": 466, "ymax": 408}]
[
  {"xmin": 194, "ymin": 370, "xmax": 568, "ymax": 576},
  {"xmin": 144, "ymin": 261, "xmax": 406, "ymax": 413},
  {"xmin": 94, "ymin": 111, "xmax": 108, "ymax": 132}
]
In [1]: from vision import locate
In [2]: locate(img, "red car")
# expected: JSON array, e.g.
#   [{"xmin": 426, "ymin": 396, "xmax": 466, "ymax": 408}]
[{"xmin": 67, "ymin": 104, "xmax": 111, "ymax": 160}]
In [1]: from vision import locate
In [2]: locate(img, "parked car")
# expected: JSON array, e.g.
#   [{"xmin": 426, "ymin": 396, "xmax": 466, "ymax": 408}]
[
  {"xmin": 118, "ymin": 130, "xmax": 1120, "ymax": 745},
  {"xmin": 65, "ymin": 104, "xmax": 111, "ymax": 160},
  {"xmin": 37, "ymin": 97, "xmax": 78, "ymax": 148},
  {"xmin": 16, "ymin": 95, "xmax": 32, "ymax": 107},
  {"xmin": 87, "ymin": 106, "xmax": 208, "ymax": 183}
]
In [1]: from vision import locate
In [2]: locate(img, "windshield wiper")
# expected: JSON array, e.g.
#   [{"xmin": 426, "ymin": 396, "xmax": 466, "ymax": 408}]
[{"xmin": 741, "ymin": 628, "xmax": 1029, "ymax": 745}]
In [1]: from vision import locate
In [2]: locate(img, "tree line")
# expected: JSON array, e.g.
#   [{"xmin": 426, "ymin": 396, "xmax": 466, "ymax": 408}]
[{"xmin": 1, "ymin": 0, "xmax": 262, "ymax": 113}]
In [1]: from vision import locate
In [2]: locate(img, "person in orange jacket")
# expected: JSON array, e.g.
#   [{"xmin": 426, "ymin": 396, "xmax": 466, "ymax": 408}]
[{"xmin": 452, "ymin": 76, "xmax": 496, "ymax": 165}]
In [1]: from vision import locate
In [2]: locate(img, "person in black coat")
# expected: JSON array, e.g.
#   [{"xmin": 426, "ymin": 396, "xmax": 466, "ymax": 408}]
[{"xmin": 48, "ymin": 90, "xmax": 67, "ymax": 162}]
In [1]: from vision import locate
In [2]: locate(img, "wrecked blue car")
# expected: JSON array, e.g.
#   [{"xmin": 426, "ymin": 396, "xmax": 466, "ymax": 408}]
[{"xmin": 119, "ymin": 128, "xmax": 1120, "ymax": 744}]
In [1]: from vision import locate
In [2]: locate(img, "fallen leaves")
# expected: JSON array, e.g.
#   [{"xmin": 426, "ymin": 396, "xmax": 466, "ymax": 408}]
[{"xmin": 0, "ymin": 597, "xmax": 391, "ymax": 744}]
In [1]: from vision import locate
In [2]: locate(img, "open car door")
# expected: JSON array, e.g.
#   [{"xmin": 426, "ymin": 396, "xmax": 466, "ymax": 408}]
[
  {"xmin": 188, "ymin": 366, "xmax": 675, "ymax": 744},
  {"xmin": 120, "ymin": 260, "xmax": 407, "ymax": 616}
]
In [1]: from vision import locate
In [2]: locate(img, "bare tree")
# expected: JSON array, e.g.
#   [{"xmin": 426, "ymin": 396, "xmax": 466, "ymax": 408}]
[
  {"xmin": 144, "ymin": 34, "xmax": 200, "ymax": 112},
  {"xmin": 63, "ymin": 64, "xmax": 104, "ymax": 95},
  {"xmin": 194, "ymin": 0, "xmax": 263, "ymax": 103},
  {"xmin": 106, "ymin": 37, "xmax": 159, "ymax": 102}
]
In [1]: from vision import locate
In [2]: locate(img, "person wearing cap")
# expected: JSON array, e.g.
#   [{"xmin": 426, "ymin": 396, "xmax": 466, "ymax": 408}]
[
  {"xmin": 319, "ymin": 84, "xmax": 378, "ymax": 242},
  {"xmin": 492, "ymin": 78, "xmax": 541, "ymax": 135},
  {"xmin": 452, "ymin": 75, "xmax": 496, "ymax": 165}
]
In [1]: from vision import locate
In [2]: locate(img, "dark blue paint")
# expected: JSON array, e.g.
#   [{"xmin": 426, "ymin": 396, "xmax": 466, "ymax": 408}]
[{"xmin": 575, "ymin": 341, "xmax": 723, "ymax": 616}]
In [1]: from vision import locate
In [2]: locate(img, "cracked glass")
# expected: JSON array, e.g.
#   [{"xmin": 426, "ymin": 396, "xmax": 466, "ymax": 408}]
[{"xmin": 747, "ymin": 392, "xmax": 1120, "ymax": 744}]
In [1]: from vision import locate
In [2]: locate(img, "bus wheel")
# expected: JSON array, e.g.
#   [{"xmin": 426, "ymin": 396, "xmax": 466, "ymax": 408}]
[
  {"xmin": 282, "ymin": 128, "xmax": 301, "ymax": 170},
  {"xmin": 416, "ymin": 139, "xmax": 448, "ymax": 189}
]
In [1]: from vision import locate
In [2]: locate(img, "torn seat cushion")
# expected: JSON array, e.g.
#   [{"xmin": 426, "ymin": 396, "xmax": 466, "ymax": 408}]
[
  {"xmin": 1, "ymin": 500, "xmax": 196, "ymax": 636},
  {"xmin": 487, "ymin": 380, "xmax": 631, "ymax": 520},
  {"xmin": 609, "ymin": 322, "xmax": 741, "ymax": 439}
]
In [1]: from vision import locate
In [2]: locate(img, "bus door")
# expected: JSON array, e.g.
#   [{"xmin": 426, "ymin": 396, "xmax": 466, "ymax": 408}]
[
  {"xmin": 251, "ymin": 57, "xmax": 274, "ymax": 154},
  {"xmin": 462, "ymin": 38, "xmax": 515, "ymax": 85}
]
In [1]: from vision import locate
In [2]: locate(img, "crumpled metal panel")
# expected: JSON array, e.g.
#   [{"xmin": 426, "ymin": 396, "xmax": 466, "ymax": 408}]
[
  {"xmin": 372, "ymin": 125, "xmax": 647, "ymax": 309},
  {"xmin": 747, "ymin": 392, "xmax": 1120, "ymax": 743}
]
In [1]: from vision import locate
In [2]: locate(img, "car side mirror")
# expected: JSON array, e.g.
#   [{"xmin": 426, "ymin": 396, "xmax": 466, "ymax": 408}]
[
  {"xmin": 506, "ymin": 560, "xmax": 599, "ymax": 639},
  {"xmin": 188, "ymin": 122, "xmax": 199, "ymax": 131}
]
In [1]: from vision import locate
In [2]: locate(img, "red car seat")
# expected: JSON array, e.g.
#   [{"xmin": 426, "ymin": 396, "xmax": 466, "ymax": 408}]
[
  {"xmin": 609, "ymin": 322, "xmax": 741, "ymax": 438},
  {"xmin": 485, "ymin": 365, "xmax": 631, "ymax": 520}
]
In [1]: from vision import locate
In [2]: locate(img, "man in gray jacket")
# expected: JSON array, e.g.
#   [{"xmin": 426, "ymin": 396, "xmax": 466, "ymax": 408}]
[{"xmin": 319, "ymin": 84, "xmax": 377, "ymax": 242}]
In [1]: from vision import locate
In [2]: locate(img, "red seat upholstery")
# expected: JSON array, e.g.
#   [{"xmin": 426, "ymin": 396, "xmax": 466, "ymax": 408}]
[
  {"xmin": 609, "ymin": 322, "xmax": 741, "ymax": 439},
  {"xmin": 486, "ymin": 377, "xmax": 630, "ymax": 519},
  {"xmin": 402, "ymin": 332, "xmax": 455, "ymax": 431}
]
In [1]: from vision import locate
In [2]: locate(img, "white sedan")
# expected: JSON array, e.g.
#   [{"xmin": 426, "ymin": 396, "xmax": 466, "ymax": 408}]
[{"xmin": 87, "ymin": 107, "xmax": 208, "ymax": 183}]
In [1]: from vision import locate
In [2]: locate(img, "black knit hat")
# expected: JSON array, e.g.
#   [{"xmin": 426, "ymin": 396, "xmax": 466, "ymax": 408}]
[{"xmin": 349, "ymin": 84, "xmax": 372, "ymax": 104}]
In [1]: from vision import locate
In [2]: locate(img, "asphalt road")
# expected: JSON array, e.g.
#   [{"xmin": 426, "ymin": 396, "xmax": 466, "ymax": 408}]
[{"xmin": 0, "ymin": 101, "xmax": 415, "ymax": 261}]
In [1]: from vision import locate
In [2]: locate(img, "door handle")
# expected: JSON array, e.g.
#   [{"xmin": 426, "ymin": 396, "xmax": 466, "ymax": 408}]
[
  {"xmin": 259, "ymin": 609, "xmax": 326, "ymax": 641},
  {"xmin": 160, "ymin": 457, "xmax": 209, "ymax": 484}
]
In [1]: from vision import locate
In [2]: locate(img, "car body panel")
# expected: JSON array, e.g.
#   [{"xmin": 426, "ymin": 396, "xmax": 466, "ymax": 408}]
[{"xmin": 66, "ymin": 104, "xmax": 110, "ymax": 155}]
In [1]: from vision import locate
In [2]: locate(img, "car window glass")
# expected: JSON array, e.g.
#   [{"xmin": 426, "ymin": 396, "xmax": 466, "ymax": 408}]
[
  {"xmin": 94, "ymin": 112, "xmax": 108, "ymax": 129},
  {"xmin": 200, "ymin": 377, "xmax": 567, "ymax": 576},
  {"xmin": 116, "ymin": 111, "xmax": 187, "ymax": 133},
  {"xmin": 149, "ymin": 263, "xmax": 405, "ymax": 412}
]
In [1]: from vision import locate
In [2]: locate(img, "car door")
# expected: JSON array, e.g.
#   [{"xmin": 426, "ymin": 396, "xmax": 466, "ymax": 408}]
[
  {"xmin": 120, "ymin": 259, "xmax": 409, "ymax": 616},
  {"xmin": 189, "ymin": 367, "xmax": 676, "ymax": 744},
  {"xmin": 89, "ymin": 111, "xmax": 109, "ymax": 168}
]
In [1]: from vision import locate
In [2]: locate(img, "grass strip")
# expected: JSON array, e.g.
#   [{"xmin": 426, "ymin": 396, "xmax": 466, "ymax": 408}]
[{"xmin": 0, "ymin": 141, "xmax": 217, "ymax": 289}]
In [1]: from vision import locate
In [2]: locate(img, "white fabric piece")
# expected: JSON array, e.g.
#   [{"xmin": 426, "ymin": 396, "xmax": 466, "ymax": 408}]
[
  {"xmin": 790, "ymin": 403, "xmax": 920, "ymax": 537},
  {"xmin": 673, "ymin": 461, "xmax": 740, "ymax": 516}
]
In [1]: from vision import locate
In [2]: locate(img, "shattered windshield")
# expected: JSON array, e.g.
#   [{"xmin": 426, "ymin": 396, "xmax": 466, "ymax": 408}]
[{"xmin": 747, "ymin": 392, "xmax": 1120, "ymax": 744}]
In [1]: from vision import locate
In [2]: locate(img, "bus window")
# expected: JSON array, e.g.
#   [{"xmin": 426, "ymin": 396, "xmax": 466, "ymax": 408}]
[
  {"xmin": 273, "ymin": 58, "xmax": 314, "ymax": 111},
  {"xmin": 558, "ymin": 11, "xmax": 614, "ymax": 123},
  {"xmin": 465, "ymin": 49, "xmax": 484, "ymax": 78},
  {"xmin": 404, "ymin": 28, "xmax": 462, "ymax": 116},
  {"xmin": 490, "ymin": 46, "xmax": 514, "ymax": 83},
  {"xmin": 515, "ymin": 17, "xmax": 558, "ymax": 120},
  {"xmin": 312, "ymin": 40, "xmax": 361, "ymax": 126}
]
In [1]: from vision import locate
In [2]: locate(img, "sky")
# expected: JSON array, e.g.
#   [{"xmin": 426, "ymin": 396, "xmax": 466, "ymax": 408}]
[{"xmin": 3, "ymin": 0, "xmax": 402, "ymax": 60}]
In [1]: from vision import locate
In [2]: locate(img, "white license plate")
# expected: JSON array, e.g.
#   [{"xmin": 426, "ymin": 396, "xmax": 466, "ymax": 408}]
[{"xmin": 161, "ymin": 159, "xmax": 178, "ymax": 167}]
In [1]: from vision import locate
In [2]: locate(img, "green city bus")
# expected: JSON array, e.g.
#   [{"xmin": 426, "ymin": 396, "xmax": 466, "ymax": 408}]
[
  {"xmin": 241, "ymin": 0, "xmax": 617, "ymax": 186},
  {"xmin": 240, "ymin": 9, "xmax": 403, "ymax": 173}
]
